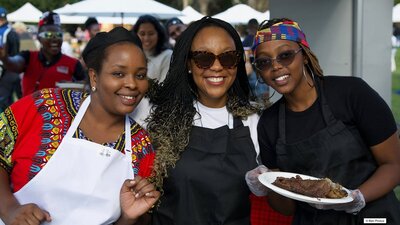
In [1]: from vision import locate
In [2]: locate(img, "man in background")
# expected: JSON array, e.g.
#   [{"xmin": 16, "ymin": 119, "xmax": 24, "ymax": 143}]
[{"xmin": 0, "ymin": 7, "xmax": 21, "ymax": 112}]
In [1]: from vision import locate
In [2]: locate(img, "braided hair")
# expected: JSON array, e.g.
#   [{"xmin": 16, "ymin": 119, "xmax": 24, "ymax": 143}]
[{"xmin": 147, "ymin": 16, "xmax": 259, "ymax": 191}]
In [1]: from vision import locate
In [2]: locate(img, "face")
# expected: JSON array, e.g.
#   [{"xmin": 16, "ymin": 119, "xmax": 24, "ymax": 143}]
[
  {"xmin": 89, "ymin": 42, "xmax": 148, "ymax": 116},
  {"xmin": 168, "ymin": 24, "xmax": 186, "ymax": 40},
  {"xmin": 88, "ymin": 24, "xmax": 101, "ymax": 39},
  {"xmin": 137, "ymin": 22, "xmax": 158, "ymax": 51},
  {"xmin": 254, "ymin": 40, "xmax": 307, "ymax": 95},
  {"xmin": 38, "ymin": 25, "xmax": 63, "ymax": 56},
  {"xmin": 189, "ymin": 26, "xmax": 238, "ymax": 108}
]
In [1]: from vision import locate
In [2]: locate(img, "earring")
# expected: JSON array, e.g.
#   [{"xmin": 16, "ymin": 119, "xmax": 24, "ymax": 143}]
[
  {"xmin": 188, "ymin": 69, "xmax": 192, "ymax": 74},
  {"xmin": 91, "ymin": 86, "xmax": 96, "ymax": 92},
  {"xmin": 303, "ymin": 65, "xmax": 315, "ymax": 88}
]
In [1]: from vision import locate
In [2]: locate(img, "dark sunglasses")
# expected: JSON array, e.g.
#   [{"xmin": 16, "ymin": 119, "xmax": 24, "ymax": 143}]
[
  {"xmin": 38, "ymin": 31, "xmax": 63, "ymax": 39},
  {"xmin": 253, "ymin": 48, "xmax": 302, "ymax": 72},
  {"xmin": 189, "ymin": 50, "xmax": 241, "ymax": 69}
]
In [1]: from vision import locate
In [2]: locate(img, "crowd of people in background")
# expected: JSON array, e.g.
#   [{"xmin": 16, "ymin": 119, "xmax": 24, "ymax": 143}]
[{"xmin": 0, "ymin": 4, "xmax": 399, "ymax": 225}]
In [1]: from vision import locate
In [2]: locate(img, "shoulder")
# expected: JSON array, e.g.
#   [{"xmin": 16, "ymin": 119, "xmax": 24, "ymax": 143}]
[
  {"xmin": 158, "ymin": 49, "xmax": 173, "ymax": 59},
  {"xmin": 323, "ymin": 76, "xmax": 370, "ymax": 93}
]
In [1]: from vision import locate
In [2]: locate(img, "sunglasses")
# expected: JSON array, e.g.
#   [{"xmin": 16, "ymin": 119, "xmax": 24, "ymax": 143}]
[
  {"xmin": 253, "ymin": 48, "xmax": 302, "ymax": 72},
  {"xmin": 38, "ymin": 31, "xmax": 63, "ymax": 39},
  {"xmin": 189, "ymin": 50, "xmax": 241, "ymax": 69}
]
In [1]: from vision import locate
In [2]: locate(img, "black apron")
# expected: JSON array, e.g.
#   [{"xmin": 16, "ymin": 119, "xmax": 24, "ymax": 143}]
[
  {"xmin": 275, "ymin": 79, "xmax": 400, "ymax": 225},
  {"xmin": 152, "ymin": 117, "xmax": 258, "ymax": 225}
]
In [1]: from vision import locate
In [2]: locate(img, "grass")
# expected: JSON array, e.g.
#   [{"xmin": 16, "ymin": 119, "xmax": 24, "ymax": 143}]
[{"xmin": 392, "ymin": 50, "xmax": 400, "ymax": 200}]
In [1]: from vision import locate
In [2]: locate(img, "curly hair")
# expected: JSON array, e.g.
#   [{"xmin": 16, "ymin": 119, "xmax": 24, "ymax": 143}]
[
  {"xmin": 258, "ymin": 18, "xmax": 324, "ymax": 77},
  {"xmin": 146, "ymin": 16, "xmax": 259, "ymax": 191}
]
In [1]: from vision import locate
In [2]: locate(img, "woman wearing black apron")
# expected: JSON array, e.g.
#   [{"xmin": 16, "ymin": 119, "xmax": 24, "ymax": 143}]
[
  {"xmin": 146, "ymin": 17, "xmax": 260, "ymax": 225},
  {"xmin": 246, "ymin": 18, "xmax": 400, "ymax": 225}
]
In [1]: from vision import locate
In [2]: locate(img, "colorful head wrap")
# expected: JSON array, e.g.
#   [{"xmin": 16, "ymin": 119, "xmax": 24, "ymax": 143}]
[
  {"xmin": 253, "ymin": 20, "xmax": 309, "ymax": 50},
  {"xmin": 38, "ymin": 11, "xmax": 61, "ymax": 30}
]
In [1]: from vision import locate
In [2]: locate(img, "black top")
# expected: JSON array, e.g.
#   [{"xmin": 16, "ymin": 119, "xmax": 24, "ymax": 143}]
[{"xmin": 259, "ymin": 76, "xmax": 397, "ymax": 168}]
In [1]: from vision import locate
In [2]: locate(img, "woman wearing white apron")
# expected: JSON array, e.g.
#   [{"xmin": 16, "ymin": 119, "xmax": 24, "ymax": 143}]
[{"xmin": 0, "ymin": 27, "xmax": 159, "ymax": 225}]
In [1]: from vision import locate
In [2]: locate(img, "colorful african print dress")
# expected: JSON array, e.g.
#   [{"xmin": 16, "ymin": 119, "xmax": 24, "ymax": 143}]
[{"xmin": 0, "ymin": 88, "xmax": 155, "ymax": 192}]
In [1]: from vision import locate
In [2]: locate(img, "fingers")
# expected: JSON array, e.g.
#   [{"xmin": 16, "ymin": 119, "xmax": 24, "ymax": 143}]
[{"xmin": 122, "ymin": 177, "xmax": 158, "ymax": 198}]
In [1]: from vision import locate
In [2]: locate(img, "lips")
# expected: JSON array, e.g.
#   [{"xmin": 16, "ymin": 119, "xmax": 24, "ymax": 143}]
[
  {"xmin": 205, "ymin": 76, "xmax": 225, "ymax": 86},
  {"xmin": 119, "ymin": 94, "xmax": 138, "ymax": 105},
  {"xmin": 273, "ymin": 74, "xmax": 290, "ymax": 86}
]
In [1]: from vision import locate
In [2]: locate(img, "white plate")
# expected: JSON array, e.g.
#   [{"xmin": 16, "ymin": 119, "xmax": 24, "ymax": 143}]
[{"xmin": 258, "ymin": 171, "xmax": 353, "ymax": 205}]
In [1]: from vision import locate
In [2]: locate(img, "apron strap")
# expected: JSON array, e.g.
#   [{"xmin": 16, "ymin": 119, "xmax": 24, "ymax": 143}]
[{"xmin": 64, "ymin": 95, "xmax": 133, "ymax": 162}]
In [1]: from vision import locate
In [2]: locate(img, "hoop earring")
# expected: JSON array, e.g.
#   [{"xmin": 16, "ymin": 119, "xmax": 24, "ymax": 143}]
[
  {"xmin": 91, "ymin": 86, "xmax": 96, "ymax": 92},
  {"xmin": 303, "ymin": 65, "xmax": 315, "ymax": 88}
]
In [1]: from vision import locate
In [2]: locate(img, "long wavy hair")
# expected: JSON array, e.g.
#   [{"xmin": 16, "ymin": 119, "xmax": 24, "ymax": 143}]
[
  {"xmin": 147, "ymin": 16, "xmax": 259, "ymax": 191},
  {"xmin": 257, "ymin": 18, "xmax": 324, "ymax": 78}
]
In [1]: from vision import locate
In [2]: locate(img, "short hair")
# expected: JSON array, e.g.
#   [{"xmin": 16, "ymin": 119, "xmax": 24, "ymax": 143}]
[
  {"xmin": 84, "ymin": 17, "xmax": 99, "ymax": 30},
  {"xmin": 248, "ymin": 18, "xmax": 259, "ymax": 27}
]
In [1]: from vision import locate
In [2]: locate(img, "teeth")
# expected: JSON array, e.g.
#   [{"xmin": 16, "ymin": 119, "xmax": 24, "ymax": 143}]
[
  {"xmin": 207, "ymin": 77, "xmax": 224, "ymax": 82},
  {"xmin": 275, "ymin": 75, "xmax": 289, "ymax": 81},
  {"xmin": 121, "ymin": 95, "xmax": 134, "ymax": 100}
]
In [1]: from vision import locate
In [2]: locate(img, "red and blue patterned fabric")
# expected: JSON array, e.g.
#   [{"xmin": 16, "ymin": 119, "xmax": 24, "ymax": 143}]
[{"xmin": 0, "ymin": 88, "xmax": 155, "ymax": 192}]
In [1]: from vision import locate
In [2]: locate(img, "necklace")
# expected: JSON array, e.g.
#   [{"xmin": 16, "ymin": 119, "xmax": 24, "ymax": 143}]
[{"xmin": 195, "ymin": 101, "xmax": 230, "ymax": 128}]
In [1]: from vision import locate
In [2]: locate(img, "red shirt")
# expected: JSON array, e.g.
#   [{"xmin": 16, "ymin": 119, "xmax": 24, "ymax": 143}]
[{"xmin": 21, "ymin": 51, "xmax": 83, "ymax": 96}]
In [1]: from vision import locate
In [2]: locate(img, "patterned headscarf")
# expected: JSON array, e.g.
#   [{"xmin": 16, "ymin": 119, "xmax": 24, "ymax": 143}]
[{"xmin": 253, "ymin": 20, "xmax": 309, "ymax": 50}]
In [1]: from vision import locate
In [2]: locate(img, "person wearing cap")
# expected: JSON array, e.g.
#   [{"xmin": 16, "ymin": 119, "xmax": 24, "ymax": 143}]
[
  {"xmin": 245, "ymin": 18, "xmax": 400, "ymax": 225},
  {"xmin": 0, "ymin": 11, "xmax": 85, "ymax": 97},
  {"xmin": 0, "ymin": 26, "xmax": 159, "ymax": 224},
  {"xmin": 0, "ymin": 7, "xmax": 21, "ymax": 112},
  {"xmin": 164, "ymin": 17, "xmax": 187, "ymax": 45}
]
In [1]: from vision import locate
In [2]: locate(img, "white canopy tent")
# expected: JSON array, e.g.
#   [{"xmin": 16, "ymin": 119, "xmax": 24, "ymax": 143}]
[
  {"xmin": 55, "ymin": 4, "xmax": 138, "ymax": 25},
  {"xmin": 179, "ymin": 6, "xmax": 204, "ymax": 24},
  {"xmin": 393, "ymin": 4, "xmax": 400, "ymax": 22},
  {"xmin": 56, "ymin": 0, "xmax": 182, "ymax": 24},
  {"xmin": 212, "ymin": 4, "xmax": 264, "ymax": 25},
  {"xmin": 7, "ymin": 2, "xmax": 42, "ymax": 23}
]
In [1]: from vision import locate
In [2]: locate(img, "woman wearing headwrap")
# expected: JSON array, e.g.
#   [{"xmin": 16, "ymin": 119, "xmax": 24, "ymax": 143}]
[
  {"xmin": 146, "ymin": 16, "xmax": 260, "ymax": 225},
  {"xmin": 0, "ymin": 11, "xmax": 86, "ymax": 97},
  {"xmin": 245, "ymin": 18, "xmax": 400, "ymax": 225},
  {"xmin": 0, "ymin": 26, "xmax": 159, "ymax": 225}
]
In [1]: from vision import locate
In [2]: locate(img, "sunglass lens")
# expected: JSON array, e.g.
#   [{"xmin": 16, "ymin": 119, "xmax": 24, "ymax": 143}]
[
  {"xmin": 277, "ymin": 51, "xmax": 296, "ymax": 66},
  {"xmin": 219, "ymin": 51, "xmax": 238, "ymax": 68},
  {"xmin": 193, "ymin": 52, "xmax": 215, "ymax": 69},
  {"xmin": 254, "ymin": 58, "xmax": 271, "ymax": 71}
]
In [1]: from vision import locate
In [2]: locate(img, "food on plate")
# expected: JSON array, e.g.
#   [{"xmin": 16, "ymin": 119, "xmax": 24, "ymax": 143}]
[{"xmin": 272, "ymin": 175, "xmax": 348, "ymax": 199}]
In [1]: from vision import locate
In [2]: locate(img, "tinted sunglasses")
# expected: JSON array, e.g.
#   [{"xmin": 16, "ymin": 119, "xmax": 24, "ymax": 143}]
[
  {"xmin": 38, "ymin": 31, "xmax": 63, "ymax": 39},
  {"xmin": 189, "ymin": 50, "xmax": 241, "ymax": 69},
  {"xmin": 253, "ymin": 48, "xmax": 302, "ymax": 72}
]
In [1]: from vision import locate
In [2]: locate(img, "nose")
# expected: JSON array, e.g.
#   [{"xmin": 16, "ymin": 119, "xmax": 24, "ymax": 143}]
[
  {"xmin": 271, "ymin": 58, "xmax": 283, "ymax": 71},
  {"xmin": 209, "ymin": 57, "xmax": 224, "ymax": 71},
  {"xmin": 125, "ymin": 75, "xmax": 137, "ymax": 89}
]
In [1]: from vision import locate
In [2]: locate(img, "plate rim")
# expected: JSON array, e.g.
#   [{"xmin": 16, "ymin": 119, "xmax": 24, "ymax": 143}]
[{"xmin": 258, "ymin": 171, "xmax": 353, "ymax": 205}]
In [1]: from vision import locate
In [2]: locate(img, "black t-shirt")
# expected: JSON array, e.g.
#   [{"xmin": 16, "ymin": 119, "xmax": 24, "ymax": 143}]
[{"xmin": 258, "ymin": 76, "xmax": 397, "ymax": 169}]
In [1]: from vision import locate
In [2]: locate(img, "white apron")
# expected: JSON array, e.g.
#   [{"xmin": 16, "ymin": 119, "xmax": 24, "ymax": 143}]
[{"xmin": 1, "ymin": 96, "xmax": 134, "ymax": 225}]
